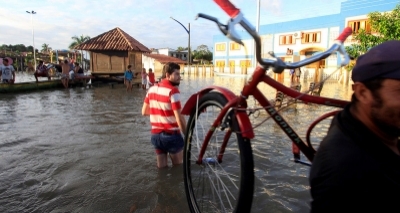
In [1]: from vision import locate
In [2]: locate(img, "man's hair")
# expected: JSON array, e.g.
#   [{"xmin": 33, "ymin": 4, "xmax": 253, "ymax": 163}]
[
  {"xmin": 74, "ymin": 62, "xmax": 79, "ymax": 66},
  {"xmin": 127, "ymin": 65, "xmax": 132, "ymax": 69},
  {"xmin": 3, "ymin": 58, "xmax": 8, "ymax": 63},
  {"xmin": 64, "ymin": 59, "xmax": 69, "ymax": 64},
  {"xmin": 351, "ymin": 78, "xmax": 385, "ymax": 104},
  {"xmin": 39, "ymin": 60, "xmax": 44, "ymax": 63},
  {"xmin": 149, "ymin": 68, "xmax": 153, "ymax": 71},
  {"xmin": 162, "ymin": 62, "xmax": 180, "ymax": 78}
]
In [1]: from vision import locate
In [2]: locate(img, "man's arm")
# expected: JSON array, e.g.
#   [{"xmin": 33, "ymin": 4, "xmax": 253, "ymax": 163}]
[
  {"xmin": 142, "ymin": 102, "xmax": 150, "ymax": 116},
  {"xmin": 11, "ymin": 66, "xmax": 15, "ymax": 80},
  {"xmin": 173, "ymin": 109, "xmax": 187, "ymax": 135}
]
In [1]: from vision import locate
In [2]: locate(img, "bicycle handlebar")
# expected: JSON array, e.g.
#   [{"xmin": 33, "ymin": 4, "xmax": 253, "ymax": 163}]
[
  {"xmin": 335, "ymin": 27, "xmax": 352, "ymax": 43},
  {"xmin": 214, "ymin": 0, "xmax": 240, "ymax": 18},
  {"xmin": 206, "ymin": 0, "xmax": 352, "ymax": 73}
]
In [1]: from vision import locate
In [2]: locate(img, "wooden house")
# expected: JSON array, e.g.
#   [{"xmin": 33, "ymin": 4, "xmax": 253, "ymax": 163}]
[
  {"xmin": 142, "ymin": 54, "xmax": 186, "ymax": 77},
  {"xmin": 74, "ymin": 27, "xmax": 150, "ymax": 76}
]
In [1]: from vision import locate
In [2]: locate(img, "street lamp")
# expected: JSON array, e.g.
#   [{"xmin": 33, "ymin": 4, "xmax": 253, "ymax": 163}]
[
  {"xmin": 26, "ymin": 10, "xmax": 36, "ymax": 69},
  {"xmin": 170, "ymin": 17, "xmax": 190, "ymax": 74}
]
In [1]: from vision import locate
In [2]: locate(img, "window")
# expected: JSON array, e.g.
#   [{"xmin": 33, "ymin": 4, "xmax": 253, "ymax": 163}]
[
  {"xmin": 279, "ymin": 35, "xmax": 295, "ymax": 45},
  {"xmin": 301, "ymin": 32, "xmax": 321, "ymax": 43},
  {"xmin": 229, "ymin": 60, "xmax": 235, "ymax": 67},
  {"xmin": 216, "ymin": 43, "xmax": 226, "ymax": 51},
  {"xmin": 348, "ymin": 19, "xmax": 371, "ymax": 33},
  {"xmin": 230, "ymin": 42, "xmax": 241, "ymax": 50},
  {"xmin": 240, "ymin": 60, "xmax": 251, "ymax": 68},
  {"xmin": 216, "ymin": 60, "xmax": 225, "ymax": 67}
]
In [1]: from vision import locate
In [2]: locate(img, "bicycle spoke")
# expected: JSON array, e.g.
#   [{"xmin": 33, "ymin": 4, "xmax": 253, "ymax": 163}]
[{"xmin": 184, "ymin": 93, "xmax": 254, "ymax": 213}]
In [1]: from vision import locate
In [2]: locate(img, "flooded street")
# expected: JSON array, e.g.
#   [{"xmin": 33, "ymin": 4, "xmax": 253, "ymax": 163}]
[{"xmin": 0, "ymin": 72, "xmax": 352, "ymax": 212}]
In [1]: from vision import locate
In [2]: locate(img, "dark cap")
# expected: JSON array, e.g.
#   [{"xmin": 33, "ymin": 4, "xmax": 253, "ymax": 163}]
[{"xmin": 352, "ymin": 40, "xmax": 400, "ymax": 82}]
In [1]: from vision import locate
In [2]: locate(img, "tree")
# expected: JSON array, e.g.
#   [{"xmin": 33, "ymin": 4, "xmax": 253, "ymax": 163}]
[
  {"xmin": 345, "ymin": 3, "xmax": 400, "ymax": 60},
  {"xmin": 176, "ymin": 46, "xmax": 187, "ymax": 51},
  {"xmin": 69, "ymin": 35, "xmax": 91, "ymax": 66},
  {"xmin": 41, "ymin": 43, "xmax": 51, "ymax": 53},
  {"xmin": 192, "ymin": 44, "xmax": 213, "ymax": 64}
]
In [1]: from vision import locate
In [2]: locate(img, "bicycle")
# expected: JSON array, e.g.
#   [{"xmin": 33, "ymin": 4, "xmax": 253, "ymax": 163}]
[{"xmin": 181, "ymin": 0, "xmax": 353, "ymax": 212}]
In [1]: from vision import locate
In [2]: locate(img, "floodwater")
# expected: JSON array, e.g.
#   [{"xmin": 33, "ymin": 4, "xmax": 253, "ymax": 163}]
[{"xmin": 0, "ymin": 72, "xmax": 352, "ymax": 213}]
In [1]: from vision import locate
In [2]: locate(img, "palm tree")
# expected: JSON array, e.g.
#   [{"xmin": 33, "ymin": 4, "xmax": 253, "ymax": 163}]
[
  {"xmin": 69, "ymin": 35, "xmax": 90, "ymax": 68},
  {"xmin": 40, "ymin": 43, "xmax": 52, "ymax": 62},
  {"xmin": 41, "ymin": 43, "xmax": 51, "ymax": 53}
]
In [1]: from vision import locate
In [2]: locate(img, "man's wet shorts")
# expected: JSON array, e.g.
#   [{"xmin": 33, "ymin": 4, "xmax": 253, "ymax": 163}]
[{"xmin": 151, "ymin": 131, "xmax": 184, "ymax": 155}]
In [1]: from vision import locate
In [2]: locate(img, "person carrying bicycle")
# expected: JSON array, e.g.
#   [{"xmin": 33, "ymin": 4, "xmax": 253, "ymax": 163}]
[{"xmin": 309, "ymin": 40, "xmax": 400, "ymax": 212}]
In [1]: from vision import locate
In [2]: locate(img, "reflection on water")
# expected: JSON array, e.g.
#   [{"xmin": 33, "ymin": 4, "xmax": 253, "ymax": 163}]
[{"xmin": 0, "ymin": 73, "xmax": 352, "ymax": 212}]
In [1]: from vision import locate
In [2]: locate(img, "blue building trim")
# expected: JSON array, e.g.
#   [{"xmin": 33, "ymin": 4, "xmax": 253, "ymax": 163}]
[{"xmin": 212, "ymin": 0, "xmax": 399, "ymax": 65}]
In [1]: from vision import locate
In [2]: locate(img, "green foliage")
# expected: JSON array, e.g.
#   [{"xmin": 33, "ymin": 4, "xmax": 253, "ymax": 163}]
[
  {"xmin": 347, "ymin": 3, "xmax": 400, "ymax": 60},
  {"xmin": 192, "ymin": 44, "xmax": 213, "ymax": 64},
  {"xmin": 176, "ymin": 46, "xmax": 187, "ymax": 51},
  {"xmin": 41, "ymin": 43, "xmax": 52, "ymax": 53},
  {"xmin": 69, "ymin": 35, "xmax": 90, "ymax": 50},
  {"xmin": 0, "ymin": 44, "xmax": 31, "ymax": 53},
  {"xmin": 69, "ymin": 35, "xmax": 91, "ymax": 66}
]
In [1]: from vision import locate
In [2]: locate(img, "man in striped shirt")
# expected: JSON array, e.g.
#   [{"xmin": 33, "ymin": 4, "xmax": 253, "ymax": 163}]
[{"xmin": 142, "ymin": 62, "xmax": 187, "ymax": 168}]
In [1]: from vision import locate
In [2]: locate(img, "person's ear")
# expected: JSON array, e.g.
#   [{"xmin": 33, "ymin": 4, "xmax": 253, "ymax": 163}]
[{"xmin": 352, "ymin": 82, "xmax": 374, "ymax": 105}]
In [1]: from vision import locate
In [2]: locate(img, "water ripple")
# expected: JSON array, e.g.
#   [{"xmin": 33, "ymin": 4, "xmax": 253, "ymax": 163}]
[{"xmin": 0, "ymin": 73, "xmax": 352, "ymax": 212}]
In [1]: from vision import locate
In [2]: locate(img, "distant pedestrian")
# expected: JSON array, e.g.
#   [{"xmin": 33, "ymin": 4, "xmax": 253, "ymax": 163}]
[
  {"xmin": 141, "ymin": 68, "xmax": 148, "ymax": 90},
  {"xmin": 0, "ymin": 58, "xmax": 15, "ymax": 84},
  {"xmin": 148, "ymin": 68, "xmax": 155, "ymax": 87},
  {"xmin": 74, "ymin": 62, "xmax": 84, "ymax": 77},
  {"xmin": 124, "ymin": 65, "xmax": 134, "ymax": 92},
  {"xmin": 295, "ymin": 67, "xmax": 301, "ymax": 82},
  {"xmin": 61, "ymin": 59, "xmax": 70, "ymax": 88},
  {"xmin": 289, "ymin": 68, "xmax": 295, "ymax": 82},
  {"xmin": 34, "ymin": 60, "xmax": 50, "ymax": 82}
]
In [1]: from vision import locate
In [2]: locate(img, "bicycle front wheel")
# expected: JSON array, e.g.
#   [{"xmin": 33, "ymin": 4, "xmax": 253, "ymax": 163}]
[{"xmin": 183, "ymin": 92, "xmax": 254, "ymax": 213}]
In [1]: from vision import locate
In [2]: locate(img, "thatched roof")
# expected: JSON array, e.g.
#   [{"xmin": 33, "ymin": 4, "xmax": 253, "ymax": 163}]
[
  {"xmin": 74, "ymin": 27, "xmax": 150, "ymax": 52},
  {"xmin": 144, "ymin": 54, "xmax": 187, "ymax": 64}
]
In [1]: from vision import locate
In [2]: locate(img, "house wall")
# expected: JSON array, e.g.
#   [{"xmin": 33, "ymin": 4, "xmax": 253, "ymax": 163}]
[
  {"xmin": 142, "ymin": 55, "xmax": 164, "ymax": 78},
  {"xmin": 158, "ymin": 48, "xmax": 171, "ymax": 56},
  {"xmin": 212, "ymin": 0, "xmax": 399, "ymax": 73},
  {"xmin": 90, "ymin": 50, "xmax": 143, "ymax": 75},
  {"xmin": 142, "ymin": 55, "xmax": 155, "ymax": 72}
]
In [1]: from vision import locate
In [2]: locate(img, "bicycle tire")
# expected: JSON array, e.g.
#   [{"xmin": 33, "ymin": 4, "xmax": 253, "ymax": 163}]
[{"xmin": 183, "ymin": 92, "xmax": 254, "ymax": 213}]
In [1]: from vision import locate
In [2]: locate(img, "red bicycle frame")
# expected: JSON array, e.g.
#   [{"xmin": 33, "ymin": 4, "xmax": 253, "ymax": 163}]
[
  {"xmin": 182, "ymin": 66, "xmax": 349, "ymax": 165},
  {"xmin": 181, "ymin": 0, "xmax": 353, "ymax": 166}
]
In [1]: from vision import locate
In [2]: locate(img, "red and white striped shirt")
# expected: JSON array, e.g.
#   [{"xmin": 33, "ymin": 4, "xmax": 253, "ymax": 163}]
[{"xmin": 144, "ymin": 79, "xmax": 182, "ymax": 134}]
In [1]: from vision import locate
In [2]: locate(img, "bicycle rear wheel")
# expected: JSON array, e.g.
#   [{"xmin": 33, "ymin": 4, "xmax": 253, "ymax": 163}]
[{"xmin": 183, "ymin": 92, "xmax": 254, "ymax": 213}]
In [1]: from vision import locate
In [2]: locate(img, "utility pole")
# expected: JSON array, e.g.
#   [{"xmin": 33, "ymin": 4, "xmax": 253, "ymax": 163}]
[
  {"xmin": 26, "ymin": 10, "xmax": 37, "ymax": 69},
  {"xmin": 170, "ymin": 17, "xmax": 190, "ymax": 74}
]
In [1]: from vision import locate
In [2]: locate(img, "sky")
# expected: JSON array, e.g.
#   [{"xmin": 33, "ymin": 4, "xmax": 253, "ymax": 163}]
[{"xmin": 0, "ymin": 0, "xmax": 346, "ymax": 52}]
